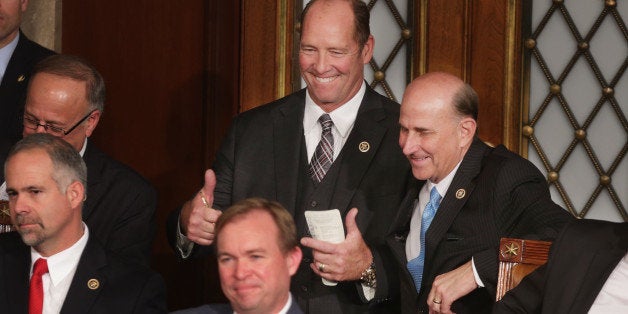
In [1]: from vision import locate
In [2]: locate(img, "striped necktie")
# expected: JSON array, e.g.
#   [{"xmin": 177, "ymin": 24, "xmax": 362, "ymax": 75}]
[{"xmin": 308, "ymin": 114, "xmax": 334, "ymax": 182}]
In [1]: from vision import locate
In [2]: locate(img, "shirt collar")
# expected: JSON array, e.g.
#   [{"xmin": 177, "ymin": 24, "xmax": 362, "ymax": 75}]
[
  {"xmin": 78, "ymin": 138, "xmax": 88, "ymax": 157},
  {"xmin": 425, "ymin": 160, "xmax": 462, "ymax": 198},
  {"xmin": 31, "ymin": 223, "xmax": 90, "ymax": 286},
  {"xmin": 303, "ymin": 80, "xmax": 366, "ymax": 138},
  {"xmin": 0, "ymin": 32, "xmax": 20, "ymax": 81}
]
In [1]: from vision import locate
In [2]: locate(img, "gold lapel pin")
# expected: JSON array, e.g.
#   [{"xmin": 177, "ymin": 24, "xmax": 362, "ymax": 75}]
[
  {"xmin": 87, "ymin": 279, "xmax": 100, "ymax": 290},
  {"xmin": 455, "ymin": 189, "xmax": 466, "ymax": 199},
  {"xmin": 17, "ymin": 75, "xmax": 26, "ymax": 82},
  {"xmin": 358, "ymin": 141, "xmax": 370, "ymax": 152}
]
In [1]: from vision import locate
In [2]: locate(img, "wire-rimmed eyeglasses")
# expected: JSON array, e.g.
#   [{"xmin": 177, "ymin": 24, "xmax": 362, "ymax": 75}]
[{"xmin": 22, "ymin": 109, "xmax": 97, "ymax": 137}]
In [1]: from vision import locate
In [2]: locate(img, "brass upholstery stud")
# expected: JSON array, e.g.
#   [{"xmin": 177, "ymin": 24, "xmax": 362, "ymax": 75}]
[
  {"xmin": 550, "ymin": 84, "xmax": 561, "ymax": 94},
  {"xmin": 578, "ymin": 42, "xmax": 589, "ymax": 50},
  {"xmin": 575, "ymin": 129, "xmax": 586, "ymax": 140},
  {"xmin": 548, "ymin": 171, "xmax": 559, "ymax": 182},
  {"xmin": 522, "ymin": 125, "xmax": 534, "ymax": 137},
  {"xmin": 600, "ymin": 175, "xmax": 611, "ymax": 186},
  {"xmin": 374, "ymin": 71, "xmax": 385, "ymax": 82},
  {"xmin": 606, "ymin": 0, "xmax": 617, "ymax": 8},
  {"xmin": 402, "ymin": 29, "xmax": 412, "ymax": 40},
  {"xmin": 525, "ymin": 39, "xmax": 536, "ymax": 49},
  {"xmin": 603, "ymin": 87, "xmax": 614, "ymax": 96}
]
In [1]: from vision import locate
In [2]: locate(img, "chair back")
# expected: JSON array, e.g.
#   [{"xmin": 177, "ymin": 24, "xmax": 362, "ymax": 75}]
[{"xmin": 496, "ymin": 237, "xmax": 551, "ymax": 301}]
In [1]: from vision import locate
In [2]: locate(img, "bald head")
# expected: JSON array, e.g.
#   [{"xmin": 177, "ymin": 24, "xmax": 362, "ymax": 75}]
[
  {"xmin": 403, "ymin": 72, "xmax": 478, "ymax": 121},
  {"xmin": 399, "ymin": 72, "xmax": 477, "ymax": 183}
]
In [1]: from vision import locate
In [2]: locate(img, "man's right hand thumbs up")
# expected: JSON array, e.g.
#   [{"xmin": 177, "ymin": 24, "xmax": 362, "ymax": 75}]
[{"xmin": 180, "ymin": 169, "xmax": 222, "ymax": 246}]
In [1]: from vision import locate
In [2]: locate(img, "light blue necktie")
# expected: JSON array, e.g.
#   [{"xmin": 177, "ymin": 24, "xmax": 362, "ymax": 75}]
[{"xmin": 407, "ymin": 187, "xmax": 442, "ymax": 292}]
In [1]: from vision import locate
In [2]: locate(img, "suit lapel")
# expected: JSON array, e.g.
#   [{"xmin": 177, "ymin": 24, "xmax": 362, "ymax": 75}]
[
  {"xmin": 61, "ymin": 237, "xmax": 108, "ymax": 314},
  {"xmin": 387, "ymin": 180, "xmax": 422, "ymax": 268},
  {"xmin": 273, "ymin": 90, "xmax": 306, "ymax": 216},
  {"xmin": 3, "ymin": 236, "xmax": 30, "ymax": 313},
  {"xmin": 425, "ymin": 139, "xmax": 488, "ymax": 256},
  {"xmin": 330, "ymin": 87, "xmax": 388, "ymax": 217},
  {"xmin": 567, "ymin": 247, "xmax": 626, "ymax": 312}
]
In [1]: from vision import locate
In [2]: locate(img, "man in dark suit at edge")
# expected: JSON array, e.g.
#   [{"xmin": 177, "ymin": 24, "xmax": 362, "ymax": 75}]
[
  {"xmin": 0, "ymin": 133, "xmax": 166, "ymax": 313},
  {"xmin": 387, "ymin": 72, "xmax": 573, "ymax": 313},
  {"xmin": 167, "ymin": 0, "xmax": 411, "ymax": 312},
  {"xmin": 19, "ymin": 55, "xmax": 157, "ymax": 266},
  {"xmin": 494, "ymin": 219, "xmax": 628, "ymax": 313},
  {"xmin": 0, "ymin": 0, "xmax": 55, "ymax": 177}
]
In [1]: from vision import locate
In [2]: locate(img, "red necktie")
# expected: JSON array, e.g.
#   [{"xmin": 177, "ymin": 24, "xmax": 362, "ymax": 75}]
[{"xmin": 29, "ymin": 258, "xmax": 48, "ymax": 314}]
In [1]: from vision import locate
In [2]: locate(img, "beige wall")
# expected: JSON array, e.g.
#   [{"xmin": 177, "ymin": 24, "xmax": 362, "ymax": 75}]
[{"xmin": 21, "ymin": 0, "xmax": 61, "ymax": 52}]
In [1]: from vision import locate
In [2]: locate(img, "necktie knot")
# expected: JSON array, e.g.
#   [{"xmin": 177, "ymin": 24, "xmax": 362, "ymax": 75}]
[
  {"xmin": 32, "ymin": 258, "xmax": 48, "ymax": 277},
  {"xmin": 318, "ymin": 113, "xmax": 333, "ymax": 131},
  {"xmin": 428, "ymin": 187, "xmax": 442, "ymax": 208}
]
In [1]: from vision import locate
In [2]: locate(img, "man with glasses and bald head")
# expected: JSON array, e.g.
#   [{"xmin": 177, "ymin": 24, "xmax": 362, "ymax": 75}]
[{"xmin": 2, "ymin": 54, "xmax": 157, "ymax": 266}]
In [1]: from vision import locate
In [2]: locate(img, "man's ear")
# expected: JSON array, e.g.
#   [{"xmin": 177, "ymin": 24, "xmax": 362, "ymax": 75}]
[
  {"xmin": 458, "ymin": 117, "xmax": 476, "ymax": 147},
  {"xmin": 66, "ymin": 181, "xmax": 85, "ymax": 209},
  {"xmin": 84, "ymin": 110, "xmax": 101, "ymax": 138},
  {"xmin": 286, "ymin": 246, "xmax": 303, "ymax": 276},
  {"xmin": 361, "ymin": 35, "xmax": 374, "ymax": 65}
]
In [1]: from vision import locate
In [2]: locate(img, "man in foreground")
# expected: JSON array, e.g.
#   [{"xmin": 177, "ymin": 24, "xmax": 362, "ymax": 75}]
[{"xmin": 173, "ymin": 198, "xmax": 303, "ymax": 314}]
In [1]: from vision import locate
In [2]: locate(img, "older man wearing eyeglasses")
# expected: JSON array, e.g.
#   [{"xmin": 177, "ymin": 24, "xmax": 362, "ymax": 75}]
[{"xmin": 0, "ymin": 54, "xmax": 157, "ymax": 266}]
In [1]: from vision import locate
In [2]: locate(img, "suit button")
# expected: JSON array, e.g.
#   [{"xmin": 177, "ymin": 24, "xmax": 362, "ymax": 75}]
[
  {"xmin": 310, "ymin": 201, "xmax": 317, "ymax": 207},
  {"xmin": 301, "ymin": 285, "xmax": 308, "ymax": 292}
]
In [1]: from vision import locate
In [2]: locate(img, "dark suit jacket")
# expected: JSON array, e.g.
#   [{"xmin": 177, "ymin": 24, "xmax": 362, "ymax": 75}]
[
  {"xmin": 0, "ymin": 231, "xmax": 167, "ymax": 313},
  {"xmin": 387, "ymin": 138, "xmax": 573, "ymax": 314},
  {"xmin": 0, "ymin": 31, "xmax": 55, "ymax": 147},
  {"xmin": 83, "ymin": 141, "xmax": 157, "ymax": 266},
  {"xmin": 167, "ymin": 86, "xmax": 411, "ymax": 312},
  {"xmin": 170, "ymin": 295, "xmax": 304, "ymax": 314},
  {"xmin": 494, "ymin": 219, "xmax": 628, "ymax": 314}
]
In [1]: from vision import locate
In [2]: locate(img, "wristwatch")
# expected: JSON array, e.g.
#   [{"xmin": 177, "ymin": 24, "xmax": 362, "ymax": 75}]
[{"xmin": 360, "ymin": 261, "xmax": 377, "ymax": 288}]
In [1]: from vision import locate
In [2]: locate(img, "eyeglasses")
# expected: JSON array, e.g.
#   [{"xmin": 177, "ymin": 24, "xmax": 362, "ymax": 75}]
[{"xmin": 23, "ymin": 110, "xmax": 97, "ymax": 137}]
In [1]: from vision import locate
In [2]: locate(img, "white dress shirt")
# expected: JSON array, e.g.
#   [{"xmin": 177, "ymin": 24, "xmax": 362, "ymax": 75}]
[
  {"xmin": 303, "ymin": 81, "xmax": 365, "ymax": 161},
  {"xmin": 0, "ymin": 32, "xmax": 20, "ymax": 82},
  {"xmin": 589, "ymin": 252, "xmax": 628, "ymax": 313},
  {"xmin": 31, "ymin": 224, "xmax": 89, "ymax": 314}
]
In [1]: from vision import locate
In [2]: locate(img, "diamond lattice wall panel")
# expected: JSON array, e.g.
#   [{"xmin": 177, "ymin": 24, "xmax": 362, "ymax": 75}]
[{"xmin": 525, "ymin": 0, "xmax": 628, "ymax": 221}]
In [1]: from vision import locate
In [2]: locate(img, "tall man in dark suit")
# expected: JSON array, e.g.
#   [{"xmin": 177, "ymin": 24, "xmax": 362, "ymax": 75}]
[
  {"xmin": 0, "ymin": 133, "xmax": 166, "ymax": 314},
  {"xmin": 173, "ymin": 198, "xmax": 304, "ymax": 314},
  {"xmin": 19, "ymin": 55, "xmax": 157, "ymax": 265},
  {"xmin": 494, "ymin": 219, "xmax": 628, "ymax": 314},
  {"xmin": 387, "ymin": 72, "xmax": 573, "ymax": 313},
  {"xmin": 0, "ymin": 0, "xmax": 55, "ymax": 148},
  {"xmin": 167, "ymin": 0, "xmax": 410, "ymax": 312}
]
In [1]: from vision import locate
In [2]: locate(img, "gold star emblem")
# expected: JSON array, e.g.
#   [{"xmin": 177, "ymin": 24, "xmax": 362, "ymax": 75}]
[{"xmin": 504, "ymin": 243, "xmax": 519, "ymax": 257}]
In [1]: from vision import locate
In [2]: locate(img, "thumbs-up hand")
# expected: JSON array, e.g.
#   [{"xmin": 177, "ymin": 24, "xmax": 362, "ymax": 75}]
[
  {"xmin": 180, "ymin": 169, "xmax": 223, "ymax": 246},
  {"xmin": 300, "ymin": 208, "xmax": 373, "ymax": 282}
]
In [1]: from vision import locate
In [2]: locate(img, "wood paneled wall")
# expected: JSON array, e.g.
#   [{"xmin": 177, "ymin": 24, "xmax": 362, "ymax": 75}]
[{"xmin": 62, "ymin": 0, "xmax": 239, "ymax": 309}]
